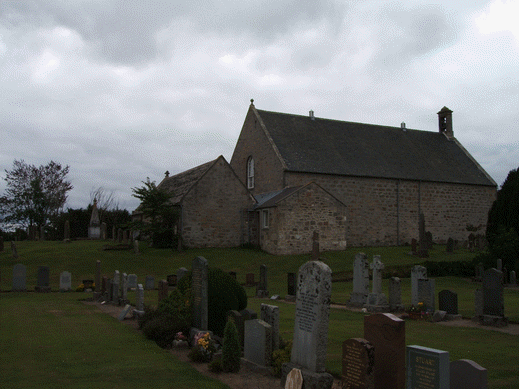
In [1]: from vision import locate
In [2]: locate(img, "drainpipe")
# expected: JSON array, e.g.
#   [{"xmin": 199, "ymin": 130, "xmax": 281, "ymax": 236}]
[{"xmin": 396, "ymin": 180, "xmax": 400, "ymax": 246}]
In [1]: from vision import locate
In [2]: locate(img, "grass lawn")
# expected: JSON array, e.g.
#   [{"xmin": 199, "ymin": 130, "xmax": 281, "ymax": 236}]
[
  {"xmin": 0, "ymin": 292, "xmax": 230, "ymax": 389},
  {"xmin": 1, "ymin": 241, "xmax": 518, "ymax": 388}
]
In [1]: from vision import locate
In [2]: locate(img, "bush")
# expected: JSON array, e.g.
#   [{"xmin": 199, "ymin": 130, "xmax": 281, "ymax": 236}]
[
  {"xmin": 222, "ymin": 317, "xmax": 241, "ymax": 373},
  {"xmin": 208, "ymin": 358, "xmax": 223, "ymax": 373},
  {"xmin": 158, "ymin": 287, "xmax": 192, "ymax": 324},
  {"xmin": 177, "ymin": 267, "xmax": 248, "ymax": 337},
  {"xmin": 422, "ymin": 260, "xmax": 475, "ymax": 277},
  {"xmin": 271, "ymin": 339, "xmax": 292, "ymax": 377}
]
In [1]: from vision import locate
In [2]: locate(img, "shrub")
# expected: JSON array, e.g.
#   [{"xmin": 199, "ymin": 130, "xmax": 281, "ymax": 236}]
[
  {"xmin": 271, "ymin": 338, "xmax": 292, "ymax": 377},
  {"xmin": 158, "ymin": 287, "xmax": 192, "ymax": 324},
  {"xmin": 222, "ymin": 317, "xmax": 241, "ymax": 373},
  {"xmin": 208, "ymin": 358, "xmax": 223, "ymax": 373},
  {"xmin": 177, "ymin": 267, "xmax": 247, "ymax": 337}
]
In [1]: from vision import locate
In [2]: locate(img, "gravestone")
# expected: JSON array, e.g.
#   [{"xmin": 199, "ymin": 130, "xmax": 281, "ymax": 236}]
[
  {"xmin": 192, "ymin": 256, "xmax": 208, "ymax": 330},
  {"xmin": 240, "ymin": 308, "xmax": 258, "ymax": 321},
  {"xmin": 40, "ymin": 226, "xmax": 45, "ymax": 241},
  {"xmin": 281, "ymin": 261, "xmax": 333, "ymax": 389},
  {"xmin": 101, "ymin": 222, "xmax": 107, "ymax": 240},
  {"xmin": 60, "ymin": 271, "xmax": 72, "ymax": 292},
  {"xmin": 342, "ymin": 338, "xmax": 374, "ymax": 389},
  {"xmin": 133, "ymin": 240, "xmax": 139, "ymax": 254},
  {"xmin": 496, "ymin": 258, "xmax": 502, "ymax": 272},
  {"xmin": 365, "ymin": 256, "xmax": 388, "ymax": 311},
  {"xmin": 287, "ymin": 272, "xmax": 296, "ymax": 296},
  {"xmin": 118, "ymin": 304, "xmax": 132, "ymax": 321},
  {"xmin": 510, "ymin": 270, "xmax": 517, "ymax": 286},
  {"xmin": 177, "ymin": 267, "xmax": 188, "ymax": 282},
  {"xmin": 12, "ymin": 263, "xmax": 27, "ymax": 291},
  {"xmin": 450, "ymin": 359, "xmax": 487, "ymax": 389},
  {"xmin": 112, "ymin": 270, "xmax": 120, "ymax": 302},
  {"xmin": 121, "ymin": 273, "xmax": 128, "ymax": 302},
  {"xmin": 417, "ymin": 278, "xmax": 435, "ymax": 311},
  {"xmin": 246, "ymin": 273, "xmax": 255, "ymax": 286},
  {"xmin": 136, "ymin": 284, "xmax": 144, "ymax": 311},
  {"xmin": 244, "ymin": 319, "xmax": 272, "ymax": 367},
  {"xmin": 227, "ymin": 310, "xmax": 244, "ymax": 350},
  {"xmin": 95, "ymin": 260, "xmax": 101, "ymax": 295},
  {"xmin": 446, "ymin": 237, "xmax": 454, "ymax": 253},
  {"xmin": 474, "ymin": 289, "xmax": 483, "ymax": 317},
  {"xmin": 145, "ymin": 275, "xmax": 155, "ymax": 290},
  {"xmin": 439, "ymin": 290, "xmax": 461, "ymax": 320},
  {"xmin": 11, "ymin": 241, "xmax": 18, "ymax": 258},
  {"xmin": 364, "ymin": 313, "xmax": 406, "ymax": 389},
  {"xmin": 407, "ymin": 345, "xmax": 450, "ymax": 389},
  {"xmin": 388, "ymin": 277, "xmax": 404, "ymax": 312},
  {"xmin": 285, "ymin": 368, "xmax": 303, "ymax": 389},
  {"xmin": 481, "ymin": 268, "xmax": 507, "ymax": 326},
  {"xmin": 260, "ymin": 303, "xmax": 280, "ymax": 351},
  {"xmin": 411, "ymin": 265, "xmax": 428, "ymax": 307},
  {"xmin": 256, "ymin": 264, "xmax": 269, "ymax": 298},
  {"xmin": 158, "ymin": 280, "xmax": 169, "ymax": 303},
  {"xmin": 127, "ymin": 274, "xmax": 138, "ymax": 290},
  {"xmin": 64, "ymin": 220, "xmax": 70, "ymax": 241},
  {"xmin": 474, "ymin": 262, "xmax": 484, "ymax": 282},
  {"xmin": 418, "ymin": 213, "xmax": 429, "ymax": 257},
  {"xmin": 349, "ymin": 253, "xmax": 370, "ymax": 306},
  {"xmin": 36, "ymin": 266, "xmax": 51, "ymax": 292},
  {"xmin": 101, "ymin": 276, "xmax": 108, "ymax": 294}
]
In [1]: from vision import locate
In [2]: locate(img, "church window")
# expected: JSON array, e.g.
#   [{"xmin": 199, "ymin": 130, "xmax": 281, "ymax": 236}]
[
  {"xmin": 262, "ymin": 209, "xmax": 269, "ymax": 229},
  {"xmin": 247, "ymin": 157, "xmax": 255, "ymax": 189}
]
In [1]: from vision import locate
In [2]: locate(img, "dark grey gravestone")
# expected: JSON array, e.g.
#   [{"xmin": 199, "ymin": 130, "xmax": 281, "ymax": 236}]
[
  {"xmin": 439, "ymin": 290, "xmax": 458, "ymax": 315},
  {"xmin": 11, "ymin": 241, "xmax": 18, "ymax": 259},
  {"xmin": 349, "ymin": 252, "xmax": 369, "ymax": 306},
  {"xmin": 112, "ymin": 270, "xmax": 120, "ymax": 302},
  {"xmin": 389, "ymin": 277, "xmax": 404, "ymax": 312},
  {"xmin": 244, "ymin": 319, "xmax": 272, "ymax": 367},
  {"xmin": 364, "ymin": 313, "xmax": 406, "ymax": 389},
  {"xmin": 496, "ymin": 258, "xmax": 502, "ymax": 272},
  {"xmin": 256, "ymin": 264, "xmax": 268, "ymax": 298},
  {"xmin": 411, "ymin": 265, "xmax": 428, "ymax": 307},
  {"xmin": 36, "ymin": 266, "xmax": 50, "ymax": 292},
  {"xmin": 60, "ymin": 271, "xmax": 72, "ymax": 292},
  {"xmin": 158, "ymin": 280, "xmax": 169, "ymax": 303},
  {"xmin": 145, "ymin": 275, "xmax": 155, "ymax": 290},
  {"xmin": 287, "ymin": 272, "xmax": 296, "ymax": 296},
  {"xmin": 136, "ymin": 284, "xmax": 144, "ymax": 311},
  {"xmin": 260, "ymin": 303, "xmax": 280, "ymax": 351},
  {"xmin": 240, "ymin": 308, "xmax": 258, "ymax": 321},
  {"xmin": 446, "ymin": 237, "xmax": 454, "ymax": 253},
  {"xmin": 342, "ymin": 338, "xmax": 374, "ymax": 389},
  {"xmin": 483, "ymin": 268, "xmax": 504, "ymax": 316},
  {"xmin": 12, "ymin": 263, "xmax": 27, "ymax": 291},
  {"xmin": 407, "ymin": 345, "xmax": 450, "ymax": 389},
  {"xmin": 417, "ymin": 278, "xmax": 435, "ymax": 312},
  {"xmin": 474, "ymin": 289, "xmax": 483, "ymax": 317},
  {"xmin": 192, "ymin": 256, "xmax": 208, "ymax": 330},
  {"xmin": 127, "ymin": 274, "xmax": 138, "ymax": 290},
  {"xmin": 450, "ymin": 359, "xmax": 487, "ymax": 389},
  {"xmin": 281, "ymin": 261, "xmax": 333, "ymax": 389},
  {"xmin": 510, "ymin": 271, "xmax": 517, "ymax": 286},
  {"xmin": 177, "ymin": 267, "xmax": 188, "ymax": 282}
]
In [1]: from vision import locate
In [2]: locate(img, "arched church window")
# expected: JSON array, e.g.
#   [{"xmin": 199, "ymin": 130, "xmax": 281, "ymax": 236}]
[{"xmin": 247, "ymin": 157, "xmax": 254, "ymax": 189}]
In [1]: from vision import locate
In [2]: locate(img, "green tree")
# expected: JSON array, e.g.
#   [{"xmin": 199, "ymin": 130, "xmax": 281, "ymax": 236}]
[
  {"xmin": 222, "ymin": 317, "xmax": 241, "ymax": 373},
  {"xmin": 486, "ymin": 167, "xmax": 519, "ymax": 270},
  {"xmin": 131, "ymin": 178, "xmax": 178, "ymax": 248},
  {"xmin": 0, "ymin": 160, "xmax": 73, "ymax": 233}
]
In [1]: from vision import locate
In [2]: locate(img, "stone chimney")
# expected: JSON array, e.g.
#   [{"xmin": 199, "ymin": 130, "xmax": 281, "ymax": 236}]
[
  {"xmin": 309, "ymin": 110, "xmax": 315, "ymax": 120},
  {"xmin": 437, "ymin": 106, "xmax": 453, "ymax": 139}
]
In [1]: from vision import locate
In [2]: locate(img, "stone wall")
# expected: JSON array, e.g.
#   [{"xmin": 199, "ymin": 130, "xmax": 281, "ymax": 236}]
[
  {"xmin": 230, "ymin": 108, "xmax": 285, "ymax": 195},
  {"xmin": 285, "ymin": 172, "xmax": 496, "ymax": 246},
  {"xmin": 181, "ymin": 158, "xmax": 255, "ymax": 248},
  {"xmin": 259, "ymin": 183, "xmax": 347, "ymax": 255}
]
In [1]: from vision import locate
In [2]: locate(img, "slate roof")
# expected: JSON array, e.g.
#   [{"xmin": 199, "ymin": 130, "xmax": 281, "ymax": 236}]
[
  {"xmin": 254, "ymin": 183, "xmax": 346, "ymax": 209},
  {"xmin": 255, "ymin": 108, "xmax": 496, "ymax": 186},
  {"xmin": 157, "ymin": 158, "xmax": 217, "ymax": 204}
]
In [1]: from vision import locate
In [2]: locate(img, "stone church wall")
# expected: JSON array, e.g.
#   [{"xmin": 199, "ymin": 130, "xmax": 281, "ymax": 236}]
[{"xmin": 285, "ymin": 172, "xmax": 495, "ymax": 246}]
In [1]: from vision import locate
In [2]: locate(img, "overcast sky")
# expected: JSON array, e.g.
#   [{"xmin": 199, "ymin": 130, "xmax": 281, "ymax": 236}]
[{"xmin": 1, "ymin": 0, "xmax": 518, "ymax": 212}]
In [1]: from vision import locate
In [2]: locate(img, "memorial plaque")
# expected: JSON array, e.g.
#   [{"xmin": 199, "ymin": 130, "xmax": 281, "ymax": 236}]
[
  {"xmin": 364, "ymin": 313, "xmax": 405, "ymax": 389},
  {"xmin": 407, "ymin": 345, "xmax": 450, "ymax": 389},
  {"xmin": 192, "ymin": 256, "xmax": 208, "ymax": 330},
  {"xmin": 342, "ymin": 338, "xmax": 374, "ymax": 389}
]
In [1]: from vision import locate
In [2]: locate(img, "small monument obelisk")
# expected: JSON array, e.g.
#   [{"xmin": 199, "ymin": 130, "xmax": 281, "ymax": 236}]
[{"xmin": 88, "ymin": 199, "xmax": 101, "ymax": 239}]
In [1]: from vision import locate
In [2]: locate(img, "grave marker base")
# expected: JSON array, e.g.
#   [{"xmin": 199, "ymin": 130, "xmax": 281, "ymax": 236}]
[
  {"xmin": 281, "ymin": 362, "xmax": 333, "ymax": 389},
  {"xmin": 478, "ymin": 314, "xmax": 508, "ymax": 327}
]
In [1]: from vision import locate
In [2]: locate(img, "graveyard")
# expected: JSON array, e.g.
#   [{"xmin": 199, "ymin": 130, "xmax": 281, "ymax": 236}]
[{"xmin": 1, "ymin": 240, "xmax": 518, "ymax": 388}]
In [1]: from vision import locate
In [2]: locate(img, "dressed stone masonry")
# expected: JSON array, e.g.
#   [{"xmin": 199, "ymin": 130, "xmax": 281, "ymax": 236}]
[
  {"xmin": 244, "ymin": 319, "xmax": 272, "ymax": 367},
  {"xmin": 281, "ymin": 260, "xmax": 333, "ymax": 389}
]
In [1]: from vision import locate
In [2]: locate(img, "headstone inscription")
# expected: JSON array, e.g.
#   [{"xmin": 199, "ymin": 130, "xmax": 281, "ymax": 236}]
[
  {"xmin": 342, "ymin": 338, "xmax": 374, "ymax": 389},
  {"xmin": 260, "ymin": 303, "xmax": 280, "ymax": 351},
  {"xmin": 60, "ymin": 271, "xmax": 72, "ymax": 292},
  {"xmin": 364, "ymin": 313, "xmax": 406, "ymax": 389},
  {"xmin": 36, "ymin": 266, "xmax": 51, "ymax": 292},
  {"xmin": 450, "ymin": 359, "xmax": 487, "ymax": 389},
  {"xmin": 12, "ymin": 263, "xmax": 27, "ymax": 291},
  {"xmin": 349, "ymin": 253, "xmax": 369, "ymax": 306},
  {"xmin": 406, "ymin": 345, "xmax": 450, "ymax": 389},
  {"xmin": 411, "ymin": 265, "xmax": 428, "ymax": 307},
  {"xmin": 192, "ymin": 256, "xmax": 208, "ymax": 330},
  {"xmin": 281, "ymin": 260, "xmax": 334, "ymax": 389},
  {"xmin": 145, "ymin": 275, "xmax": 155, "ymax": 290},
  {"xmin": 244, "ymin": 319, "xmax": 272, "ymax": 367}
]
